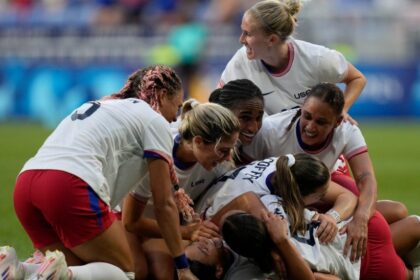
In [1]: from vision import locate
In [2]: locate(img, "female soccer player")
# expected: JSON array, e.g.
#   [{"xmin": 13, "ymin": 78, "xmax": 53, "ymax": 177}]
[
  {"xmin": 219, "ymin": 0, "xmax": 366, "ymax": 124},
  {"xmin": 123, "ymin": 100, "xmax": 240, "ymax": 279},
  {"xmin": 10, "ymin": 65, "xmax": 197, "ymax": 279},
  {"xmin": 235, "ymin": 82, "xmax": 409, "ymax": 260},
  {"xmin": 208, "ymin": 79, "xmax": 265, "ymax": 166},
  {"xmin": 208, "ymin": 154, "xmax": 417, "ymax": 279}
]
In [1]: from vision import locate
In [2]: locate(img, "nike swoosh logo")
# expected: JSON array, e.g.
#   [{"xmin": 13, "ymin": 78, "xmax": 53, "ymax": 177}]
[{"xmin": 262, "ymin": 91, "xmax": 274, "ymax": 96}]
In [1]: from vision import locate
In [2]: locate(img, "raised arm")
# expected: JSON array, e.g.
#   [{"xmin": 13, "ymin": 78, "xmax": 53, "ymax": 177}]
[{"xmin": 341, "ymin": 63, "xmax": 367, "ymax": 124}]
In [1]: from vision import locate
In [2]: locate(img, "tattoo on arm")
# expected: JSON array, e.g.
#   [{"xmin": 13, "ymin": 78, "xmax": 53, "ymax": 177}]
[{"xmin": 355, "ymin": 171, "xmax": 371, "ymax": 184}]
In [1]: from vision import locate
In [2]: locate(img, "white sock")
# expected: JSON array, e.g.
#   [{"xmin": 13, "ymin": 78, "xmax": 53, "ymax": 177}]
[
  {"xmin": 69, "ymin": 262, "xmax": 133, "ymax": 280},
  {"xmin": 22, "ymin": 262, "xmax": 40, "ymax": 278},
  {"xmin": 414, "ymin": 266, "xmax": 420, "ymax": 280}
]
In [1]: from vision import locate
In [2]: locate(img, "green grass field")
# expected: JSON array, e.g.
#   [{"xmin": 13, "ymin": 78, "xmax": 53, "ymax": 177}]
[{"xmin": 1, "ymin": 120, "xmax": 419, "ymax": 259}]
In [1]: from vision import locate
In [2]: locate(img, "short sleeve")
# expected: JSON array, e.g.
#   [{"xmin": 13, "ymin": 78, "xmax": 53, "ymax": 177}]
[
  {"xmin": 342, "ymin": 124, "xmax": 368, "ymax": 160},
  {"xmin": 317, "ymin": 48, "xmax": 348, "ymax": 83},
  {"xmin": 143, "ymin": 116, "xmax": 173, "ymax": 163}
]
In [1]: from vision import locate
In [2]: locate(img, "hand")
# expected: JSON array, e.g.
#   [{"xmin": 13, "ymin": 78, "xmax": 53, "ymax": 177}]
[
  {"xmin": 261, "ymin": 210, "xmax": 289, "ymax": 244},
  {"xmin": 342, "ymin": 112, "xmax": 358, "ymax": 126},
  {"xmin": 177, "ymin": 268, "xmax": 198, "ymax": 280},
  {"xmin": 181, "ymin": 219, "xmax": 202, "ymax": 240},
  {"xmin": 341, "ymin": 213, "xmax": 368, "ymax": 262},
  {"xmin": 315, "ymin": 214, "xmax": 338, "ymax": 244},
  {"xmin": 190, "ymin": 220, "xmax": 221, "ymax": 242},
  {"xmin": 174, "ymin": 188, "xmax": 196, "ymax": 223}
]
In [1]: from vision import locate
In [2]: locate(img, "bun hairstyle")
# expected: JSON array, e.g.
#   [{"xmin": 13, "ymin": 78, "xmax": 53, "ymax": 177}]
[
  {"xmin": 247, "ymin": 0, "xmax": 302, "ymax": 40},
  {"xmin": 178, "ymin": 99, "xmax": 240, "ymax": 144}
]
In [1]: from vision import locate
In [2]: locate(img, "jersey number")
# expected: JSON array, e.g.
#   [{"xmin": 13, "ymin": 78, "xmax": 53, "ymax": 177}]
[
  {"xmin": 71, "ymin": 102, "xmax": 101, "ymax": 121},
  {"xmin": 292, "ymin": 222, "xmax": 319, "ymax": 246}
]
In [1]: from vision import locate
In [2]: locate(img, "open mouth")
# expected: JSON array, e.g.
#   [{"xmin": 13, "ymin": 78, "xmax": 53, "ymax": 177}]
[{"xmin": 240, "ymin": 131, "xmax": 255, "ymax": 143}]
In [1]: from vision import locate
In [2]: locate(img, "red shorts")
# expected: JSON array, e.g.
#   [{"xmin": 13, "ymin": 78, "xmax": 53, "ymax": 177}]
[
  {"xmin": 361, "ymin": 211, "xmax": 407, "ymax": 280},
  {"xmin": 331, "ymin": 171, "xmax": 360, "ymax": 196},
  {"xmin": 14, "ymin": 170, "xmax": 116, "ymax": 249}
]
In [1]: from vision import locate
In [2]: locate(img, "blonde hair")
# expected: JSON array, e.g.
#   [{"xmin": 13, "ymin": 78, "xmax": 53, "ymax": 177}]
[
  {"xmin": 179, "ymin": 99, "xmax": 240, "ymax": 144},
  {"xmin": 247, "ymin": 0, "xmax": 301, "ymax": 41}
]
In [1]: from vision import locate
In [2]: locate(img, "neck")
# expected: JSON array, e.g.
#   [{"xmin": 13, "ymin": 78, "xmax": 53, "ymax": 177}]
[{"xmin": 262, "ymin": 43, "xmax": 289, "ymax": 73}]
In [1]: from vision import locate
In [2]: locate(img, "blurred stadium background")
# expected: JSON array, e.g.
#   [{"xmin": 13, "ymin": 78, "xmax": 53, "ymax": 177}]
[{"xmin": 1, "ymin": 0, "xmax": 419, "ymax": 258}]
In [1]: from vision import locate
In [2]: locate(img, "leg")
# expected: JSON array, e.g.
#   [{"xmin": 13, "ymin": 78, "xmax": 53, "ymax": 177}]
[
  {"xmin": 125, "ymin": 231, "xmax": 149, "ymax": 280},
  {"xmin": 71, "ymin": 220, "xmax": 134, "ymax": 272},
  {"xmin": 15, "ymin": 170, "xmax": 134, "ymax": 272},
  {"xmin": 360, "ymin": 211, "xmax": 408, "ymax": 280},
  {"xmin": 143, "ymin": 239, "xmax": 175, "ymax": 280},
  {"xmin": 376, "ymin": 200, "xmax": 408, "ymax": 224},
  {"xmin": 390, "ymin": 215, "xmax": 420, "ymax": 257}
]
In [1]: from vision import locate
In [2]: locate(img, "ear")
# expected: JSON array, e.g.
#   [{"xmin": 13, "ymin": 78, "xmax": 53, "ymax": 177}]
[
  {"xmin": 267, "ymin": 33, "xmax": 280, "ymax": 46},
  {"xmin": 335, "ymin": 115, "xmax": 344, "ymax": 128},
  {"xmin": 192, "ymin": 135, "xmax": 204, "ymax": 146}
]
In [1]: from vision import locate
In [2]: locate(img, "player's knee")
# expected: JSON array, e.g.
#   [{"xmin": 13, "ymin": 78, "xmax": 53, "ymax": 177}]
[
  {"xmin": 393, "ymin": 202, "xmax": 409, "ymax": 221},
  {"xmin": 377, "ymin": 200, "xmax": 408, "ymax": 224}
]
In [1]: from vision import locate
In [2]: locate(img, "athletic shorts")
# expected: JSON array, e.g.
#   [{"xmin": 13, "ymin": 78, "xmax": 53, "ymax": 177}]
[
  {"xmin": 331, "ymin": 171, "xmax": 360, "ymax": 196},
  {"xmin": 361, "ymin": 211, "xmax": 407, "ymax": 280},
  {"xmin": 14, "ymin": 170, "xmax": 116, "ymax": 249}
]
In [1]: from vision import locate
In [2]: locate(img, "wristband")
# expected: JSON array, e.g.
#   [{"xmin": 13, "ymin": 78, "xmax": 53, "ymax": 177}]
[
  {"xmin": 326, "ymin": 209, "xmax": 341, "ymax": 223},
  {"xmin": 174, "ymin": 253, "xmax": 189, "ymax": 269}
]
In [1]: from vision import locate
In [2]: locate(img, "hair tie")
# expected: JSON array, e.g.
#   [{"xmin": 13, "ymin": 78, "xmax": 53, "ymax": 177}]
[{"xmin": 285, "ymin": 154, "xmax": 295, "ymax": 167}]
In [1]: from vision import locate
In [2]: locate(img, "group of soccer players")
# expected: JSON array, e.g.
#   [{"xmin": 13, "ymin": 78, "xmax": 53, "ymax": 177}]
[{"xmin": 1, "ymin": 0, "xmax": 420, "ymax": 279}]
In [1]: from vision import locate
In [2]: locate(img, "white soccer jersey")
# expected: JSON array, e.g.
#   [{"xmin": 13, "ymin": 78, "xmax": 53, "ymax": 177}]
[
  {"xmin": 220, "ymin": 38, "xmax": 348, "ymax": 115},
  {"xmin": 21, "ymin": 98, "xmax": 174, "ymax": 208},
  {"xmin": 202, "ymin": 157, "xmax": 278, "ymax": 217},
  {"xmin": 242, "ymin": 109, "xmax": 367, "ymax": 171},
  {"xmin": 201, "ymin": 158, "xmax": 359, "ymax": 278},
  {"xmin": 261, "ymin": 195, "xmax": 360, "ymax": 279}
]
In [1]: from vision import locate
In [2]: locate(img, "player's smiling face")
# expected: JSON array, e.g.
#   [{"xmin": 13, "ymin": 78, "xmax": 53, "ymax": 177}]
[
  {"xmin": 299, "ymin": 97, "xmax": 341, "ymax": 147},
  {"xmin": 231, "ymin": 98, "xmax": 264, "ymax": 145},
  {"xmin": 239, "ymin": 12, "xmax": 270, "ymax": 60}
]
